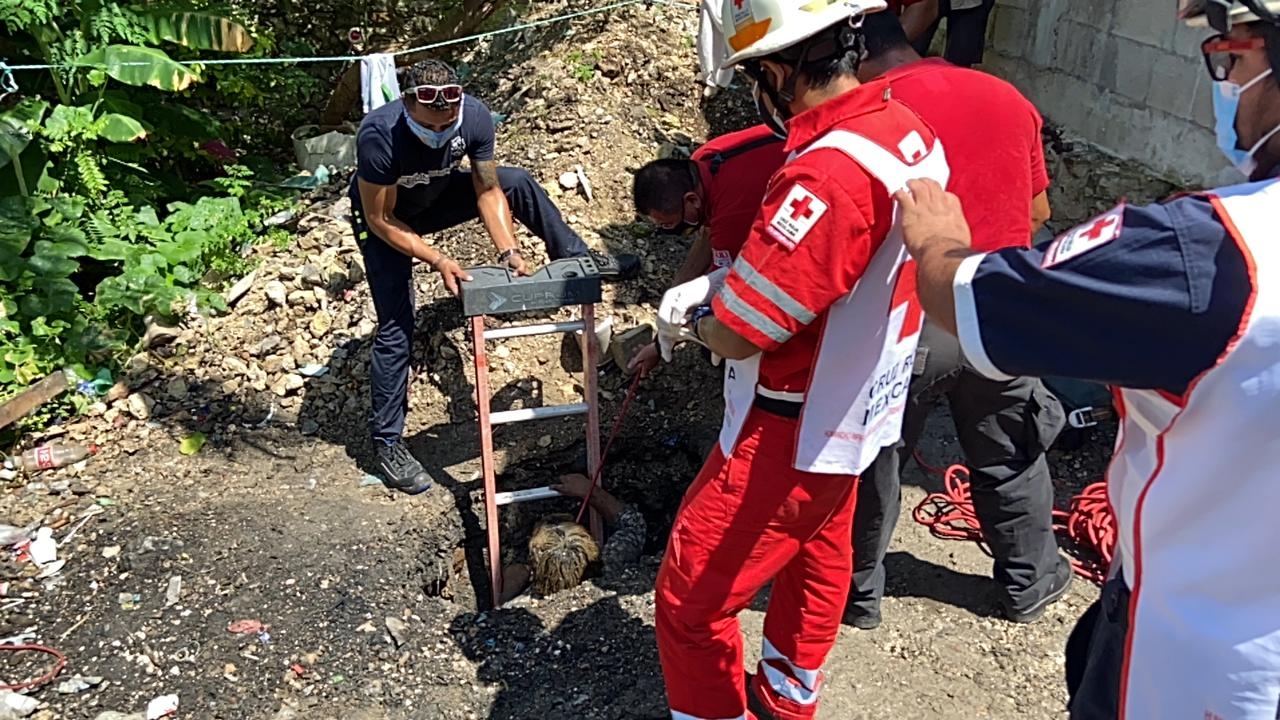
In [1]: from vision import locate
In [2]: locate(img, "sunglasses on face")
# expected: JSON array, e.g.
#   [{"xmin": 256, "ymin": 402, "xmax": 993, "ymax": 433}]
[
  {"xmin": 1201, "ymin": 34, "xmax": 1267, "ymax": 81},
  {"xmin": 404, "ymin": 84, "xmax": 463, "ymax": 105}
]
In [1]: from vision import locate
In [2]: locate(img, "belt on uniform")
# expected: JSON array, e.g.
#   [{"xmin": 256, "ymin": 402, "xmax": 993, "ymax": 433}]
[{"xmin": 753, "ymin": 388, "xmax": 804, "ymax": 419}]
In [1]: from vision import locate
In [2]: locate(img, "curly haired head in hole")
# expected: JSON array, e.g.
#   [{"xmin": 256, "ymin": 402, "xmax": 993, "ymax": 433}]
[{"xmin": 528, "ymin": 514, "xmax": 600, "ymax": 596}]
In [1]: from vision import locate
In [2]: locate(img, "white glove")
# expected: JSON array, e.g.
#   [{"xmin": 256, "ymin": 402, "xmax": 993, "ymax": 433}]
[{"xmin": 656, "ymin": 267, "xmax": 729, "ymax": 362}]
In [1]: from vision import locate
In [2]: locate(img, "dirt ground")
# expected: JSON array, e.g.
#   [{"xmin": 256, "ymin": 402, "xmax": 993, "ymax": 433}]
[{"xmin": 0, "ymin": 1, "xmax": 1176, "ymax": 717}]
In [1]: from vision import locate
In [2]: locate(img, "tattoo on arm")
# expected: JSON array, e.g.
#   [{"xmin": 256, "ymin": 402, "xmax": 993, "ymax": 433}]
[{"xmin": 473, "ymin": 160, "xmax": 500, "ymax": 191}]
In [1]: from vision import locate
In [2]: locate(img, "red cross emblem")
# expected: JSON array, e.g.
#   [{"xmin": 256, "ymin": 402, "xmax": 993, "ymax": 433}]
[
  {"xmin": 788, "ymin": 195, "xmax": 816, "ymax": 222},
  {"xmin": 1079, "ymin": 215, "xmax": 1119, "ymax": 241},
  {"xmin": 733, "ymin": 0, "xmax": 744, "ymax": 7},
  {"xmin": 1042, "ymin": 206, "xmax": 1125, "ymax": 268}
]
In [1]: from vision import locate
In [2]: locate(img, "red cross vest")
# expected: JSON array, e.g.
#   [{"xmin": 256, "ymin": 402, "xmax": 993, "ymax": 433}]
[
  {"xmin": 718, "ymin": 129, "xmax": 951, "ymax": 475},
  {"xmin": 1108, "ymin": 178, "xmax": 1280, "ymax": 719}
]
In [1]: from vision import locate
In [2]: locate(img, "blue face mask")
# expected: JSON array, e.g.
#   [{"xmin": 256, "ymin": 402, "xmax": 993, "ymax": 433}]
[
  {"xmin": 1212, "ymin": 67, "xmax": 1280, "ymax": 177},
  {"xmin": 405, "ymin": 104, "xmax": 464, "ymax": 149}
]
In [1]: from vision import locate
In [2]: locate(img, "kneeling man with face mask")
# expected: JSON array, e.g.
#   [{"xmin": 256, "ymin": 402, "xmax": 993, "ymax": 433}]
[{"xmin": 349, "ymin": 59, "xmax": 641, "ymax": 495}]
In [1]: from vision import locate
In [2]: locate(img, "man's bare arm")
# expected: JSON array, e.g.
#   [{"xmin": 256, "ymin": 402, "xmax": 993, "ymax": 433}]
[
  {"xmin": 900, "ymin": 0, "xmax": 940, "ymax": 43},
  {"xmin": 694, "ymin": 314, "xmax": 763, "ymax": 361},
  {"xmin": 471, "ymin": 160, "xmax": 519, "ymax": 256},
  {"xmin": 358, "ymin": 179, "xmax": 442, "ymax": 264},
  {"xmin": 1031, "ymin": 190, "xmax": 1052, "ymax": 236},
  {"xmin": 671, "ymin": 228, "xmax": 714, "ymax": 286},
  {"xmin": 357, "ymin": 178, "xmax": 472, "ymax": 295}
]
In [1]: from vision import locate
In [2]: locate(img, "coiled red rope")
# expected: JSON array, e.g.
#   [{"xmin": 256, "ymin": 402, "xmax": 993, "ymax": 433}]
[
  {"xmin": 910, "ymin": 450, "xmax": 1116, "ymax": 585},
  {"xmin": 0, "ymin": 643, "xmax": 67, "ymax": 691}
]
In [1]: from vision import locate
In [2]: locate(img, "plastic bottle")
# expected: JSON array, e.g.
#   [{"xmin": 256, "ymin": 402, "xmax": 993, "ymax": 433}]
[{"xmin": 5, "ymin": 442, "xmax": 99, "ymax": 473}]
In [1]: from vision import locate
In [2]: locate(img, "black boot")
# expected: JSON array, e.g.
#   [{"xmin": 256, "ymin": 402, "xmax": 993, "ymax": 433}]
[{"xmin": 375, "ymin": 440, "xmax": 433, "ymax": 495}]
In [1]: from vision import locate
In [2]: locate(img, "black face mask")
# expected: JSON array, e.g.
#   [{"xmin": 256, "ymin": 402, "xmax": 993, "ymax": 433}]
[
  {"xmin": 753, "ymin": 81, "xmax": 789, "ymax": 139},
  {"xmin": 660, "ymin": 221, "xmax": 700, "ymax": 237}
]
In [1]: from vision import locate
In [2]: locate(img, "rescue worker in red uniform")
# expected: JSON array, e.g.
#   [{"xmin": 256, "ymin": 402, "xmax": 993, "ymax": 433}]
[
  {"xmin": 651, "ymin": 1, "xmax": 951, "ymax": 718},
  {"xmin": 629, "ymin": 124, "xmax": 788, "ymax": 374}
]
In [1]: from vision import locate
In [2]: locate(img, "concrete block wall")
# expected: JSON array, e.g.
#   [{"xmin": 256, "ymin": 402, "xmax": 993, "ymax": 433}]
[{"xmin": 983, "ymin": 0, "xmax": 1240, "ymax": 187}]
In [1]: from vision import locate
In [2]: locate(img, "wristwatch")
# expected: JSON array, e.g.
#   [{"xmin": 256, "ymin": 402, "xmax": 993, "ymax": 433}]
[
  {"xmin": 498, "ymin": 248, "xmax": 522, "ymax": 263},
  {"xmin": 689, "ymin": 304, "xmax": 714, "ymax": 342}
]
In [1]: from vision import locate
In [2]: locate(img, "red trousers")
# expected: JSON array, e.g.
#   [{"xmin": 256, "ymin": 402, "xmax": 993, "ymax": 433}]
[{"xmin": 655, "ymin": 407, "xmax": 859, "ymax": 720}]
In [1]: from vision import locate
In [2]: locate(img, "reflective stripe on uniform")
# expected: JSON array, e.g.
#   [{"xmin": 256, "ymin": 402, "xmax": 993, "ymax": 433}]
[
  {"xmin": 732, "ymin": 256, "xmax": 817, "ymax": 325},
  {"xmin": 719, "ymin": 283, "xmax": 793, "ymax": 345},
  {"xmin": 759, "ymin": 637, "xmax": 823, "ymax": 706}
]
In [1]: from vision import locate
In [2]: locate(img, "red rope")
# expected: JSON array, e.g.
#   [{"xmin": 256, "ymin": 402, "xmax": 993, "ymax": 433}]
[
  {"xmin": 575, "ymin": 371, "xmax": 643, "ymax": 525},
  {"xmin": 0, "ymin": 643, "xmax": 67, "ymax": 691},
  {"xmin": 910, "ymin": 449, "xmax": 1117, "ymax": 585}
]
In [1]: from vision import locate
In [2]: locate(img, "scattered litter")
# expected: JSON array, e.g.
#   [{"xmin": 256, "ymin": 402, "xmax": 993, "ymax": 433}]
[
  {"xmin": 92, "ymin": 713, "xmax": 144, "ymax": 720},
  {"xmin": 258, "ymin": 631, "xmax": 272, "ymax": 644},
  {"xmin": 55, "ymin": 675, "xmax": 103, "ymax": 694},
  {"xmin": 163, "ymin": 577, "xmax": 181, "ymax": 608},
  {"xmin": 145, "ymin": 693, "xmax": 178, "ymax": 720},
  {"xmin": 36, "ymin": 560, "xmax": 66, "ymax": 579},
  {"xmin": 6, "ymin": 442, "xmax": 98, "ymax": 474},
  {"xmin": 358, "ymin": 474, "xmax": 382, "ymax": 487},
  {"xmin": 25, "ymin": 528, "xmax": 57, "ymax": 566},
  {"xmin": 74, "ymin": 369, "xmax": 115, "ymax": 398},
  {"xmin": 355, "ymin": 620, "xmax": 377, "ymax": 633},
  {"xmin": 329, "ymin": 674, "xmax": 345, "ymax": 684},
  {"xmin": 289, "ymin": 664, "xmax": 307, "ymax": 677},
  {"xmin": 0, "ymin": 690, "xmax": 37, "ymax": 717},
  {"xmin": 178, "ymin": 432, "xmax": 206, "ymax": 456},
  {"xmin": 254, "ymin": 405, "xmax": 277, "ymax": 428},
  {"xmin": 0, "ymin": 525, "xmax": 30, "ymax": 547},
  {"xmin": 96, "ymin": 497, "xmax": 117, "ymax": 507},
  {"xmin": 118, "ymin": 593, "xmax": 140, "ymax": 611},
  {"xmin": 558, "ymin": 171, "xmax": 579, "ymax": 189},
  {"xmin": 102, "ymin": 545, "xmax": 121, "ymax": 559},
  {"xmin": 304, "ymin": 478, "xmax": 317, "ymax": 491},
  {"xmin": 224, "ymin": 270, "xmax": 258, "ymax": 307},
  {"xmin": 384, "ymin": 616, "xmax": 407, "ymax": 648},
  {"xmin": 227, "ymin": 619, "xmax": 266, "ymax": 635},
  {"xmin": 574, "ymin": 164, "xmax": 594, "ymax": 201},
  {"xmin": 61, "ymin": 506, "xmax": 104, "ymax": 545},
  {"xmin": 296, "ymin": 364, "xmax": 328, "ymax": 377}
]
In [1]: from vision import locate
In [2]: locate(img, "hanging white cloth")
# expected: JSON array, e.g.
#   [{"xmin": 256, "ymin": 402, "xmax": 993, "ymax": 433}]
[
  {"xmin": 697, "ymin": 0, "xmax": 735, "ymax": 90},
  {"xmin": 361, "ymin": 53, "xmax": 401, "ymax": 114}
]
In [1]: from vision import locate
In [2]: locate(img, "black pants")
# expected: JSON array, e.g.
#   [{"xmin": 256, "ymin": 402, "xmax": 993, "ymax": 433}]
[
  {"xmin": 849, "ymin": 318, "xmax": 1067, "ymax": 613},
  {"xmin": 912, "ymin": 0, "xmax": 998, "ymax": 67},
  {"xmin": 354, "ymin": 166, "xmax": 589, "ymax": 443},
  {"xmin": 1065, "ymin": 576, "xmax": 1127, "ymax": 718}
]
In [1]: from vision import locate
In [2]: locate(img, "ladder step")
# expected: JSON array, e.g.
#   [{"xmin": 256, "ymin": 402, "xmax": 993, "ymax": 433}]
[
  {"xmin": 490, "ymin": 403, "xmax": 588, "ymax": 425},
  {"xmin": 483, "ymin": 320, "xmax": 586, "ymax": 340},
  {"xmin": 494, "ymin": 486, "xmax": 563, "ymax": 506}
]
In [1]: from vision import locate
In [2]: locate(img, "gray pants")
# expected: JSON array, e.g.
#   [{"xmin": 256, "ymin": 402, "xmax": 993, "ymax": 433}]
[{"xmin": 849, "ymin": 319, "xmax": 1067, "ymax": 614}]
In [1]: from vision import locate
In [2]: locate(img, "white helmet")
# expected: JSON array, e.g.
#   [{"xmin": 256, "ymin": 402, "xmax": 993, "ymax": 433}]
[
  {"xmin": 718, "ymin": 0, "xmax": 889, "ymax": 70},
  {"xmin": 1179, "ymin": 0, "xmax": 1280, "ymax": 29}
]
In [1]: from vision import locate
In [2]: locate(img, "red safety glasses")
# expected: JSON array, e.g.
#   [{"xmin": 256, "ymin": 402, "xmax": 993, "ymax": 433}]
[
  {"xmin": 404, "ymin": 84, "xmax": 463, "ymax": 105},
  {"xmin": 1201, "ymin": 34, "xmax": 1267, "ymax": 81}
]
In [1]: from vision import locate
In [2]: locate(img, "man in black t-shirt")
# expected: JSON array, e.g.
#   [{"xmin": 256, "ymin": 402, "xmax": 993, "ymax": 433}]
[{"xmin": 350, "ymin": 59, "xmax": 640, "ymax": 493}]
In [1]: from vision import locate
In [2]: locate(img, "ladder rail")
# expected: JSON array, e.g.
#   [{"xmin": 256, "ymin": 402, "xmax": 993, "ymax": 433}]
[{"xmin": 474, "ymin": 305, "xmax": 604, "ymax": 608}]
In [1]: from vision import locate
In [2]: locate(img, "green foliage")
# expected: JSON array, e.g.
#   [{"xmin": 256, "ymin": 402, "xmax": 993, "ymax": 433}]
[
  {"xmin": 566, "ymin": 49, "xmax": 600, "ymax": 83},
  {"xmin": 0, "ymin": 0, "xmax": 300, "ymax": 414}
]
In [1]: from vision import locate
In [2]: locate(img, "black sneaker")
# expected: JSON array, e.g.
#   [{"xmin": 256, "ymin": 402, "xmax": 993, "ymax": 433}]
[
  {"xmin": 587, "ymin": 249, "xmax": 641, "ymax": 280},
  {"xmin": 1003, "ymin": 556, "xmax": 1073, "ymax": 624},
  {"xmin": 374, "ymin": 440, "xmax": 433, "ymax": 495},
  {"xmin": 847, "ymin": 603, "xmax": 882, "ymax": 630}
]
